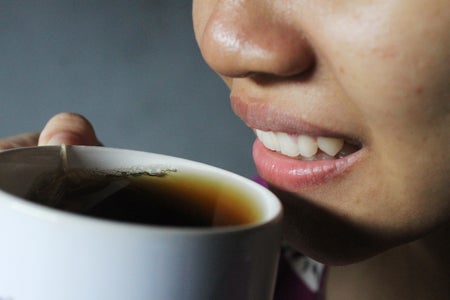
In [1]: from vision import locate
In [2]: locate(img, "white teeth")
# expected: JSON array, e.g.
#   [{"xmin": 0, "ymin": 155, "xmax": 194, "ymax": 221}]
[
  {"xmin": 297, "ymin": 135, "xmax": 318, "ymax": 157},
  {"xmin": 255, "ymin": 130, "xmax": 280, "ymax": 151},
  {"xmin": 317, "ymin": 137, "xmax": 345, "ymax": 157},
  {"xmin": 278, "ymin": 133, "xmax": 301, "ymax": 157},
  {"xmin": 255, "ymin": 129, "xmax": 345, "ymax": 159}
]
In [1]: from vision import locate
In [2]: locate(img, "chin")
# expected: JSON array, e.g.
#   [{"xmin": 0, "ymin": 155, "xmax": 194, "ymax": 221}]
[{"xmin": 271, "ymin": 187, "xmax": 412, "ymax": 266}]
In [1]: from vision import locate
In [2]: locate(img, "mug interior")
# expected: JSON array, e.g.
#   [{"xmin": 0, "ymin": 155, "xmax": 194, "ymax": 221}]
[{"xmin": 0, "ymin": 146, "xmax": 282, "ymax": 229}]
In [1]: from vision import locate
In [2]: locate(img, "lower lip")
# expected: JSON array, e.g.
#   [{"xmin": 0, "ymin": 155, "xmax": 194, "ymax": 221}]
[{"xmin": 252, "ymin": 139, "xmax": 361, "ymax": 191}]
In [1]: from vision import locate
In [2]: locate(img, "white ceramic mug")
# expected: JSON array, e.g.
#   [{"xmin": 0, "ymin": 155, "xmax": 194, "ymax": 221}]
[{"xmin": 0, "ymin": 146, "xmax": 282, "ymax": 300}]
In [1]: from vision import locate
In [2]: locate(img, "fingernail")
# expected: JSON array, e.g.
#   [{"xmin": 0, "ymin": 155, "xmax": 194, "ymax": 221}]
[
  {"xmin": 45, "ymin": 133, "xmax": 83, "ymax": 146},
  {"xmin": 46, "ymin": 135, "xmax": 66, "ymax": 146}
]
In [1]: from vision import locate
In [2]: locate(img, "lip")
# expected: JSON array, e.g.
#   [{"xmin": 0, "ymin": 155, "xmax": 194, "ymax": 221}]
[
  {"xmin": 231, "ymin": 94, "xmax": 364, "ymax": 191},
  {"xmin": 231, "ymin": 94, "xmax": 360, "ymax": 140},
  {"xmin": 253, "ymin": 139, "xmax": 363, "ymax": 191}
]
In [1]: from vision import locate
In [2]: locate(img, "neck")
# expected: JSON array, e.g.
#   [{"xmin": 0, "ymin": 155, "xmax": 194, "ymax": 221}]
[{"xmin": 325, "ymin": 224, "xmax": 450, "ymax": 300}]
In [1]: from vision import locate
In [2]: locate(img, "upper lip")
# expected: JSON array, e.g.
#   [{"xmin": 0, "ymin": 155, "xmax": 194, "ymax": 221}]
[{"xmin": 230, "ymin": 94, "xmax": 362, "ymax": 143}]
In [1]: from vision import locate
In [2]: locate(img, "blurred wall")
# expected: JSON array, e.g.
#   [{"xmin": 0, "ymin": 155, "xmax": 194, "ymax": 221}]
[{"xmin": 0, "ymin": 0, "xmax": 256, "ymax": 177}]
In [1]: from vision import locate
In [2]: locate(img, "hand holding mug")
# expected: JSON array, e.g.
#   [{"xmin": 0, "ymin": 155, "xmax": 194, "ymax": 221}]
[
  {"xmin": 0, "ymin": 113, "xmax": 101, "ymax": 150},
  {"xmin": 0, "ymin": 116, "xmax": 282, "ymax": 300}
]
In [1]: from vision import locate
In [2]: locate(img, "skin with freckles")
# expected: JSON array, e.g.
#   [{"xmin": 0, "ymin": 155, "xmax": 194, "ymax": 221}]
[
  {"xmin": 1, "ymin": 1, "xmax": 449, "ymax": 299},
  {"xmin": 193, "ymin": 0, "xmax": 450, "ymax": 298}
]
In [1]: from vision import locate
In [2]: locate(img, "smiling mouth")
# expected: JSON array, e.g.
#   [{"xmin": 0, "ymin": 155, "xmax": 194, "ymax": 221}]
[{"xmin": 255, "ymin": 129, "xmax": 361, "ymax": 161}]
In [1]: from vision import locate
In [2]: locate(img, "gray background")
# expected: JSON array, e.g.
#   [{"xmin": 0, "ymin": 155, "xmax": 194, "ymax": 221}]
[{"xmin": 0, "ymin": 1, "xmax": 256, "ymax": 178}]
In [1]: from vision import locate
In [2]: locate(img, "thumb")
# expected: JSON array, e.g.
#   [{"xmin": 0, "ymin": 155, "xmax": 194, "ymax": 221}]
[{"xmin": 38, "ymin": 113, "xmax": 102, "ymax": 146}]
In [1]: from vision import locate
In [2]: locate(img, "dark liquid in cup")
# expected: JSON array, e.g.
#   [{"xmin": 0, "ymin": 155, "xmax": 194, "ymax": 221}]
[{"xmin": 26, "ymin": 169, "xmax": 261, "ymax": 227}]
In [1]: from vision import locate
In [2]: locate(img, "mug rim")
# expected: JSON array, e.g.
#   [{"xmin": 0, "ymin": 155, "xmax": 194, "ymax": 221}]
[{"xmin": 0, "ymin": 145, "xmax": 283, "ymax": 235}]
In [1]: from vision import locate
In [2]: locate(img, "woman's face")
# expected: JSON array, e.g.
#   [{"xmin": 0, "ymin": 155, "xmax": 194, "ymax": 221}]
[{"xmin": 193, "ymin": 0, "xmax": 450, "ymax": 264}]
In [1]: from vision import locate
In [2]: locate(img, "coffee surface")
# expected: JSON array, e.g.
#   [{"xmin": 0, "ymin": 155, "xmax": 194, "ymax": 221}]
[{"xmin": 26, "ymin": 169, "xmax": 260, "ymax": 227}]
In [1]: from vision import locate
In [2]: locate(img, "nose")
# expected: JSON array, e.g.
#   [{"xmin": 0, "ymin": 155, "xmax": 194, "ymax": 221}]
[{"xmin": 196, "ymin": 1, "xmax": 315, "ymax": 78}]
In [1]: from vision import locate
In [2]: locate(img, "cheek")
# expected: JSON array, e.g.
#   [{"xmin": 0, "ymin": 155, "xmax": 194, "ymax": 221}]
[
  {"xmin": 322, "ymin": 47, "xmax": 450, "ymax": 258},
  {"xmin": 340, "ymin": 47, "xmax": 448, "ymax": 131},
  {"xmin": 336, "ymin": 36, "xmax": 450, "ymax": 220},
  {"xmin": 314, "ymin": 0, "xmax": 450, "ymax": 130},
  {"xmin": 333, "ymin": 43, "xmax": 450, "ymax": 238}
]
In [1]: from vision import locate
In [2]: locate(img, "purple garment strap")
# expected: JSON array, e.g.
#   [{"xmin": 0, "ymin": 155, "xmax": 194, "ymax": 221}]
[{"xmin": 253, "ymin": 175, "xmax": 269, "ymax": 188}]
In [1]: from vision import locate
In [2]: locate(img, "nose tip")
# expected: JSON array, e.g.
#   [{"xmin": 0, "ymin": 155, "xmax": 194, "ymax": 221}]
[{"xmin": 198, "ymin": 5, "xmax": 315, "ymax": 78}]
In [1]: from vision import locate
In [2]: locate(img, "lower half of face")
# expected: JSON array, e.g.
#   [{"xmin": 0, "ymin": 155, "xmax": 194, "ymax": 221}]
[
  {"xmin": 255, "ymin": 125, "xmax": 450, "ymax": 265},
  {"xmin": 247, "ymin": 47, "xmax": 449, "ymax": 264},
  {"xmin": 250, "ymin": 61, "xmax": 449, "ymax": 264},
  {"xmin": 193, "ymin": 0, "xmax": 450, "ymax": 264}
]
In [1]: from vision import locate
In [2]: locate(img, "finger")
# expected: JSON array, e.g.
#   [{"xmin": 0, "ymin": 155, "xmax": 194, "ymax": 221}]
[
  {"xmin": 0, "ymin": 132, "xmax": 40, "ymax": 150},
  {"xmin": 38, "ymin": 113, "xmax": 102, "ymax": 146}
]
